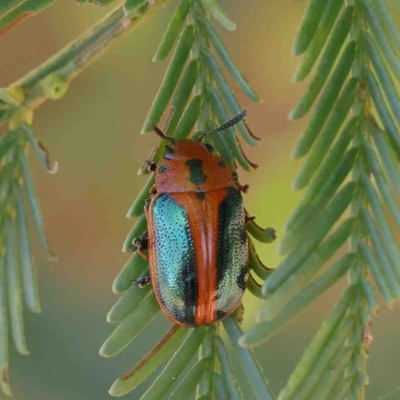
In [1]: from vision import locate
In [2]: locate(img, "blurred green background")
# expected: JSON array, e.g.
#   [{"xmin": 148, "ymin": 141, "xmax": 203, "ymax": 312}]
[{"xmin": 1, "ymin": 0, "xmax": 400, "ymax": 399}]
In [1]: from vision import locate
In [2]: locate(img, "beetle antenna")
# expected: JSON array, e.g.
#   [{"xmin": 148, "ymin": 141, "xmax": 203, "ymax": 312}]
[
  {"xmin": 152, "ymin": 123, "xmax": 175, "ymax": 144},
  {"xmin": 198, "ymin": 110, "xmax": 247, "ymax": 142}
]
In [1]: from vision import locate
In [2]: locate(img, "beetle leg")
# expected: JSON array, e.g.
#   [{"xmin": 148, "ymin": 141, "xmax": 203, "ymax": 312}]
[
  {"xmin": 143, "ymin": 161, "xmax": 157, "ymax": 172},
  {"xmin": 150, "ymin": 184, "xmax": 157, "ymax": 195},
  {"xmin": 129, "ymin": 231, "xmax": 149, "ymax": 256},
  {"xmin": 234, "ymin": 303, "xmax": 245, "ymax": 324},
  {"xmin": 236, "ymin": 183, "xmax": 249, "ymax": 193},
  {"xmin": 232, "ymin": 171, "xmax": 249, "ymax": 193},
  {"xmin": 134, "ymin": 276, "xmax": 151, "ymax": 288},
  {"xmin": 245, "ymin": 214, "xmax": 256, "ymax": 223}
]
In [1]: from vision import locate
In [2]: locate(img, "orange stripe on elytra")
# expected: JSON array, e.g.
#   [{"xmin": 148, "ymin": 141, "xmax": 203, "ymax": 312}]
[{"xmin": 171, "ymin": 189, "xmax": 228, "ymax": 325}]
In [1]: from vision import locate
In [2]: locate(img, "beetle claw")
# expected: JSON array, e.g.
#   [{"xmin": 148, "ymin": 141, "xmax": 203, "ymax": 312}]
[
  {"xmin": 134, "ymin": 276, "xmax": 151, "ymax": 288},
  {"xmin": 144, "ymin": 161, "xmax": 157, "ymax": 172},
  {"xmin": 150, "ymin": 185, "xmax": 157, "ymax": 195},
  {"xmin": 245, "ymin": 214, "xmax": 256, "ymax": 223},
  {"xmin": 238, "ymin": 184, "xmax": 249, "ymax": 193},
  {"xmin": 234, "ymin": 304, "xmax": 245, "ymax": 324},
  {"xmin": 129, "ymin": 232, "xmax": 149, "ymax": 255}
]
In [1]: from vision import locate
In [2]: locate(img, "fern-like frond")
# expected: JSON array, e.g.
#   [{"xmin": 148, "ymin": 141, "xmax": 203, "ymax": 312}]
[
  {"xmin": 0, "ymin": 125, "xmax": 57, "ymax": 395},
  {"xmin": 241, "ymin": 1, "xmax": 400, "ymax": 399},
  {"xmin": 0, "ymin": 0, "xmax": 174, "ymax": 394},
  {"xmin": 101, "ymin": 1, "xmax": 275, "ymax": 398}
]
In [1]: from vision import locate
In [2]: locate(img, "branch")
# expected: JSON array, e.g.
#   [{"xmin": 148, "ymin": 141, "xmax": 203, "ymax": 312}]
[{"xmin": 1, "ymin": 0, "xmax": 170, "ymax": 126}]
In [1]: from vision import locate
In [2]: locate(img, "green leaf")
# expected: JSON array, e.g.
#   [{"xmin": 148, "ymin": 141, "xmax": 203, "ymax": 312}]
[
  {"xmin": 0, "ymin": 0, "xmax": 57, "ymax": 35},
  {"xmin": 202, "ymin": 47, "xmax": 259, "ymax": 146},
  {"xmin": 363, "ymin": 31, "xmax": 400, "ymax": 125},
  {"xmin": 248, "ymin": 236, "xmax": 271, "ymax": 281},
  {"xmin": 290, "ymin": 6, "xmax": 354, "ymax": 118},
  {"xmin": 280, "ymin": 147, "xmax": 358, "ymax": 254},
  {"xmin": 141, "ymin": 24, "xmax": 195, "ymax": 134},
  {"xmin": 199, "ymin": 0, "xmax": 236, "ymax": 31},
  {"xmin": 173, "ymin": 95, "xmax": 202, "ymax": 140},
  {"xmin": 261, "ymin": 218, "xmax": 355, "ymax": 317},
  {"xmin": 264, "ymin": 182, "xmax": 355, "ymax": 295},
  {"xmin": 330, "ymin": 379, "xmax": 351, "ymax": 400},
  {"xmin": 361, "ymin": 278, "xmax": 379, "ymax": 315},
  {"xmin": 365, "ymin": 68, "xmax": 400, "ymax": 157},
  {"xmin": 224, "ymin": 317, "xmax": 275, "ymax": 400},
  {"xmin": 246, "ymin": 219, "xmax": 276, "ymax": 244},
  {"xmin": 216, "ymin": 336, "xmax": 242, "ymax": 400},
  {"xmin": 293, "ymin": 0, "xmax": 345, "ymax": 81},
  {"xmin": 0, "ymin": 255, "xmax": 10, "ymax": 396},
  {"xmin": 5, "ymin": 218, "xmax": 29, "ymax": 356},
  {"xmin": 167, "ymin": 357, "xmax": 211, "ymax": 399},
  {"xmin": 124, "ymin": 0, "xmax": 147, "ymax": 15},
  {"xmin": 257, "ymin": 253, "xmax": 354, "ymax": 323},
  {"xmin": 310, "ymin": 346, "xmax": 354, "ymax": 400},
  {"xmin": 196, "ymin": 326, "xmax": 215, "ymax": 397},
  {"xmin": 112, "ymin": 252, "xmax": 148, "ymax": 294},
  {"xmin": 274, "ymin": 285, "xmax": 356, "ymax": 399},
  {"xmin": 247, "ymin": 274, "xmax": 263, "ymax": 299},
  {"xmin": 0, "ymin": 0, "xmax": 22, "ymax": 14},
  {"xmin": 109, "ymin": 326, "xmax": 188, "ymax": 396},
  {"xmin": 140, "ymin": 327, "xmax": 207, "ymax": 400},
  {"xmin": 292, "ymin": 0, "xmax": 328, "ymax": 56},
  {"xmin": 166, "ymin": 58, "xmax": 200, "ymax": 135},
  {"xmin": 372, "ymin": 0, "xmax": 400, "ymax": 52},
  {"xmin": 207, "ymin": 83, "xmax": 256, "ymax": 171},
  {"xmin": 362, "ymin": 0, "xmax": 400, "ymax": 81},
  {"xmin": 199, "ymin": 16, "xmax": 261, "ymax": 102},
  {"xmin": 286, "ymin": 117, "xmax": 358, "ymax": 230},
  {"xmin": 0, "ymin": 88, "xmax": 20, "ymax": 107},
  {"xmin": 282, "ymin": 318, "xmax": 354, "ymax": 400},
  {"xmin": 126, "ymin": 176, "xmax": 154, "ymax": 218},
  {"xmin": 361, "ymin": 175, "xmax": 400, "ymax": 279},
  {"xmin": 136, "ymin": 64, "xmax": 200, "ymax": 172},
  {"xmin": 107, "ymin": 284, "xmax": 151, "ymax": 323},
  {"xmin": 153, "ymin": 0, "xmax": 191, "ymax": 61},
  {"xmin": 292, "ymin": 43, "xmax": 356, "ymax": 158},
  {"xmin": 371, "ymin": 123, "xmax": 400, "ymax": 196},
  {"xmin": 359, "ymin": 242, "xmax": 394, "ymax": 304},
  {"xmin": 361, "ymin": 208, "xmax": 400, "ymax": 301},
  {"xmin": 241, "ymin": 282, "xmax": 355, "ymax": 354},
  {"xmin": 15, "ymin": 184, "xmax": 40, "ymax": 313},
  {"xmin": 293, "ymin": 77, "xmax": 357, "ymax": 188},
  {"xmin": 99, "ymin": 292, "xmax": 159, "ymax": 358},
  {"xmin": 19, "ymin": 150, "xmax": 55, "ymax": 259},
  {"xmin": 205, "ymin": 121, "xmax": 233, "ymax": 168},
  {"xmin": 122, "ymin": 214, "xmax": 147, "ymax": 253},
  {"xmin": 363, "ymin": 140, "xmax": 400, "ymax": 228},
  {"xmin": 21, "ymin": 124, "xmax": 58, "ymax": 173},
  {"xmin": 213, "ymin": 372, "xmax": 228, "ymax": 400},
  {"xmin": 0, "ymin": 131, "xmax": 16, "ymax": 161}
]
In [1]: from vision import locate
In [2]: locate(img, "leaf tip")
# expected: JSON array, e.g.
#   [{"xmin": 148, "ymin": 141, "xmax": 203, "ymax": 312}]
[
  {"xmin": 99, "ymin": 344, "xmax": 110, "ymax": 358},
  {"xmin": 288, "ymin": 106, "xmax": 303, "ymax": 120},
  {"xmin": 291, "ymin": 176, "xmax": 306, "ymax": 190},
  {"xmin": 109, "ymin": 381, "xmax": 125, "ymax": 397},
  {"xmin": 290, "ymin": 146, "xmax": 304, "ymax": 160},
  {"xmin": 47, "ymin": 161, "xmax": 59, "ymax": 174},
  {"xmin": 292, "ymin": 42, "xmax": 304, "ymax": 57},
  {"xmin": 226, "ymin": 22, "xmax": 236, "ymax": 32},
  {"xmin": 237, "ymin": 333, "xmax": 252, "ymax": 349},
  {"xmin": 292, "ymin": 67, "xmax": 305, "ymax": 83}
]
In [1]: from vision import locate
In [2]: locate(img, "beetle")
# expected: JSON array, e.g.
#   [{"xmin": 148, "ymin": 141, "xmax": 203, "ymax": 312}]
[{"xmin": 132, "ymin": 110, "xmax": 258, "ymax": 327}]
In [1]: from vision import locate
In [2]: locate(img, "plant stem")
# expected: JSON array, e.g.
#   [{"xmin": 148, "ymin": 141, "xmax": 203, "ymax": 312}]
[{"xmin": 3, "ymin": 0, "xmax": 170, "ymax": 126}]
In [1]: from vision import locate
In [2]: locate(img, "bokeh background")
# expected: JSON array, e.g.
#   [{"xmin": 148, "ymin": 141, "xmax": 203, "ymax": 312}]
[{"xmin": 1, "ymin": 1, "xmax": 400, "ymax": 399}]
